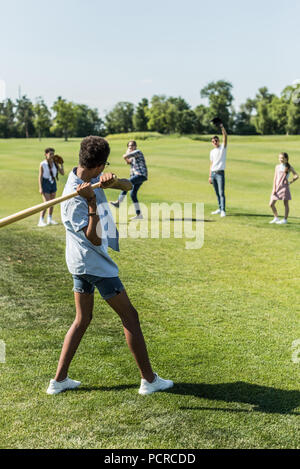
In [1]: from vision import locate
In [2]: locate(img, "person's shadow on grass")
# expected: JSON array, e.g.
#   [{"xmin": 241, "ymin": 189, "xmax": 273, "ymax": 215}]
[
  {"xmin": 76, "ymin": 381, "xmax": 300, "ymax": 415},
  {"xmin": 169, "ymin": 381, "xmax": 300, "ymax": 415},
  {"xmin": 229, "ymin": 212, "xmax": 300, "ymax": 220}
]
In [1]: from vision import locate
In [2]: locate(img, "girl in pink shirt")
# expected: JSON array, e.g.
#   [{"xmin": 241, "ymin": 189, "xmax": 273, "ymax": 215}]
[{"xmin": 269, "ymin": 152, "xmax": 298, "ymax": 224}]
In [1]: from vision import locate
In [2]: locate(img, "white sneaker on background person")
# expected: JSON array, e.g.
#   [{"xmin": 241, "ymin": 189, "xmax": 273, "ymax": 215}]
[
  {"xmin": 211, "ymin": 209, "xmax": 221, "ymax": 215},
  {"xmin": 269, "ymin": 217, "xmax": 279, "ymax": 224},
  {"xmin": 47, "ymin": 216, "xmax": 58, "ymax": 225},
  {"xmin": 110, "ymin": 200, "xmax": 120, "ymax": 208},
  {"xmin": 138, "ymin": 373, "xmax": 173, "ymax": 395},
  {"xmin": 46, "ymin": 377, "xmax": 81, "ymax": 395},
  {"xmin": 220, "ymin": 211, "xmax": 226, "ymax": 217},
  {"xmin": 37, "ymin": 218, "xmax": 47, "ymax": 227},
  {"xmin": 130, "ymin": 214, "xmax": 144, "ymax": 220},
  {"xmin": 276, "ymin": 218, "xmax": 287, "ymax": 225}
]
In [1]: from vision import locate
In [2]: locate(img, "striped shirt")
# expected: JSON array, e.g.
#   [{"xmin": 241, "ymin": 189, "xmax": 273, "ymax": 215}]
[{"xmin": 128, "ymin": 150, "xmax": 148, "ymax": 178}]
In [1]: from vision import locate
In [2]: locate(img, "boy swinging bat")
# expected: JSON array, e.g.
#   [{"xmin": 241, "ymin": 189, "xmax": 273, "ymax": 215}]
[{"xmin": 46, "ymin": 136, "xmax": 173, "ymax": 396}]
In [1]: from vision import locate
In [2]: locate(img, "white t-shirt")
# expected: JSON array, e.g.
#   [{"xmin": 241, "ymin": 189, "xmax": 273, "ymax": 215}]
[
  {"xmin": 210, "ymin": 144, "xmax": 227, "ymax": 172},
  {"xmin": 41, "ymin": 160, "xmax": 57, "ymax": 183}
]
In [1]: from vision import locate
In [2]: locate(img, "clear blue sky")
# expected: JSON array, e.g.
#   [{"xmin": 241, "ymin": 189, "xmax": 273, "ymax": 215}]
[{"xmin": 1, "ymin": 0, "xmax": 299, "ymax": 115}]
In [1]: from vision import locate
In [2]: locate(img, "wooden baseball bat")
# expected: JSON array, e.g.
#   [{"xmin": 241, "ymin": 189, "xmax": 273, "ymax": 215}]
[{"xmin": 0, "ymin": 175, "xmax": 132, "ymax": 229}]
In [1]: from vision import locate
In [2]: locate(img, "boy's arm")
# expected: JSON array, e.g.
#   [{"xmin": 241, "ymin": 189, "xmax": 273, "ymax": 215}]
[
  {"xmin": 123, "ymin": 156, "xmax": 132, "ymax": 164},
  {"xmin": 77, "ymin": 183, "xmax": 101, "ymax": 246},
  {"xmin": 220, "ymin": 124, "xmax": 227, "ymax": 148}
]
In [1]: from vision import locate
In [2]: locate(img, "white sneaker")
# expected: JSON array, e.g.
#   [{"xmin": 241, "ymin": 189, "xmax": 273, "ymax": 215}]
[
  {"xmin": 138, "ymin": 373, "xmax": 173, "ymax": 395},
  {"xmin": 37, "ymin": 219, "xmax": 47, "ymax": 227},
  {"xmin": 47, "ymin": 219, "xmax": 58, "ymax": 225},
  {"xmin": 211, "ymin": 209, "xmax": 221, "ymax": 215},
  {"xmin": 220, "ymin": 211, "xmax": 226, "ymax": 217},
  {"xmin": 110, "ymin": 201, "xmax": 120, "ymax": 208},
  {"xmin": 130, "ymin": 214, "xmax": 144, "ymax": 220},
  {"xmin": 276, "ymin": 219, "xmax": 287, "ymax": 225},
  {"xmin": 269, "ymin": 217, "xmax": 279, "ymax": 224},
  {"xmin": 46, "ymin": 377, "xmax": 81, "ymax": 395}
]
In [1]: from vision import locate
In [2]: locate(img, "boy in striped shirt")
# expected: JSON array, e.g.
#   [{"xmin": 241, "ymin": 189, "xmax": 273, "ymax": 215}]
[{"xmin": 111, "ymin": 140, "xmax": 148, "ymax": 220}]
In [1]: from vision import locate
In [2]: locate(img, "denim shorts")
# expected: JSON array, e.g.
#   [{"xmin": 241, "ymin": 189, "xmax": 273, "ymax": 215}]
[
  {"xmin": 42, "ymin": 177, "xmax": 57, "ymax": 194},
  {"xmin": 72, "ymin": 274, "xmax": 124, "ymax": 300}
]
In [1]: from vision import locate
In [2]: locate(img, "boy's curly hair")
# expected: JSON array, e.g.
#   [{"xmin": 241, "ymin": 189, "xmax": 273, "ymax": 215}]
[{"xmin": 79, "ymin": 136, "xmax": 110, "ymax": 169}]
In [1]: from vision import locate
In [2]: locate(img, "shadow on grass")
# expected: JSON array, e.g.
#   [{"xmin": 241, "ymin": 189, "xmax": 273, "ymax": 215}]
[
  {"xmin": 116, "ymin": 218, "xmax": 214, "ymax": 225},
  {"xmin": 75, "ymin": 381, "xmax": 300, "ymax": 415},
  {"xmin": 74, "ymin": 385, "xmax": 137, "ymax": 392},
  {"xmin": 170, "ymin": 382, "xmax": 300, "ymax": 415},
  {"xmin": 229, "ymin": 212, "xmax": 300, "ymax": 220},
  {"xmin": 169, "ymin": 218, "xmax": 215, "ymax": 223}
]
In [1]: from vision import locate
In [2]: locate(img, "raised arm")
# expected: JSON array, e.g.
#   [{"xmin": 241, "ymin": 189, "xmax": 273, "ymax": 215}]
[{"xmin": 220, "ymin": 124, "xmax": 227, "ymax": 147}]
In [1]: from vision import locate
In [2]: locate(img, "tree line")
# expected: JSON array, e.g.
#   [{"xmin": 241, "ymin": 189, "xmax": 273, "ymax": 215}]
[{"xmin": 1, "ymin": 80, "xmax": 300, "ymax": 139}]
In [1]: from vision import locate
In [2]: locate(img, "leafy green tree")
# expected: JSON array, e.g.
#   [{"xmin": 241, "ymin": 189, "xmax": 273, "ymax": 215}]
[
  {"xmin": 74, "ymin": 104, "xmax": 105, "ymax": 136},
  {"xmin": 146, "ymin": 95, "xmax": 168, "ymax": 133},
  {"xmin": 52, "ymin": 97, "xmax": 76, "ymax": 141},
  {"xmin": 233, "ymin": 111, "xmax": 257, "ymax": 135},
  {"xmin": 284, "ymin": 83, "xmax": 300, "ymax": 134},
  {"xmin": 165, "ymin": 103, "xmax": 179, "ymax": 133},
  {"xmin": 105, "ymin": 102, "xmax": 134, "ymax": 134},
  {"xmin": 16, "ymin": 95, "xmax": 35, "ymax": 137},
  {"xmin": 286, "ymin": 103, "xmax": 300, "ymax": 134},
  {"xmin": 233, "ymin": 99, "xmax": 257, "ymax": 135},
  {"xmin": 268, "ymin": 96, "xmax": 288, "ymax": 134},
  {"xmin": 200, "ymin": 80, "xmax": 234, "ymax": 131},
  {"xmin": 165, "ymin": 97, "xmax": 190, "ymax": 133},
  {"xmin": 252, "ymin": 87, "xmax": 275, "ymax": 134},
  {"xmin": 146, "ymin": 95, "xmax": 191, "ymax": 134},
  {"xmin": 133, "ymin": 98, "xmax": 149, "ymax": 131},
  {"xmin": 0, "ymin": 99, "xmax": 16, "ymax": 137},
  {"xmin": 167, "ymin": 97, "xmax": 190, "ymax": 111},
  {"xmin": 175, "ymin": 110, "xmax": 197, "ymax": 134},
  {"xmin": 193, "ymin": 104, "xmax": 210, "ymax": 133},
  {"xmin": 34, "ymin": 97, "xmax": 52, "ymax": 140}
]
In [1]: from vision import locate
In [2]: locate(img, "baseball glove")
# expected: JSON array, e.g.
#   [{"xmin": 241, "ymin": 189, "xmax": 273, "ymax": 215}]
[{"xmin": 53, "ymin": 154, "xmax": 64, "ymax": 165}]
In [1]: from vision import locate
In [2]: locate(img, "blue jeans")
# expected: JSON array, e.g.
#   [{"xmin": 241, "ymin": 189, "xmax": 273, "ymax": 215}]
[
  {"xmin": 119, "ymin": 175, "xmax": 147, "ymax": 215},
  {"xmin": 211, "ymin": 171, "xmax": 225, "ymax": 211}
]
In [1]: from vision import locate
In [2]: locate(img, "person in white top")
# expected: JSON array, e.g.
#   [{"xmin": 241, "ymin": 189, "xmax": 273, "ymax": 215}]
[
  {"xmin": 38, "ymin": 147, "xmax": 64, "ymax": 226},
  {"xmin": 209, "ymin": 124, "xmax": 228, "ymax": 217}
]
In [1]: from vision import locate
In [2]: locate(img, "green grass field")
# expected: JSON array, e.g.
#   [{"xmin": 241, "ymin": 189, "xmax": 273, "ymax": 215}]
[{"xmin": 1, "ymin": 135, "xmax": 300, "ymax": 449}]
